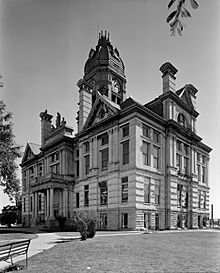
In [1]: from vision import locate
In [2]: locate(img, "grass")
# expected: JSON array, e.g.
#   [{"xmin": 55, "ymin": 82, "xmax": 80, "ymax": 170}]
[
  {"xmin": 0, "ymin": 233, "xmax": 36, "ymax": 246},
  {"xmin": 18, "ymin": 231, "xmax": 220, "ymax": 273}
]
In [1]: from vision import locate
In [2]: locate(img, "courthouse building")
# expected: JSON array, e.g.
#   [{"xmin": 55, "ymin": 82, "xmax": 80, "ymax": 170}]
[{"xmin": 21, "ymin": 32, "xmax": 212, "ymax": 230}]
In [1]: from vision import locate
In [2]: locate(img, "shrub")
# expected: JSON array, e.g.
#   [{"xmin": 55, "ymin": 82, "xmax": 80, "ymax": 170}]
[
  {"xmin": 85, "ymin": 215, "xmax": 96, "ymax": 238},
  {"xmin": 73, "ymin": 212, "xmax": 97, "ymax": 240}
]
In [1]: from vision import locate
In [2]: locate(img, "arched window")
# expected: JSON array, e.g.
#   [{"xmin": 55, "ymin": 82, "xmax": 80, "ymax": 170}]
[{"xmin": 177, "ymin": 113, "xmax": 187, "ymax": 127}]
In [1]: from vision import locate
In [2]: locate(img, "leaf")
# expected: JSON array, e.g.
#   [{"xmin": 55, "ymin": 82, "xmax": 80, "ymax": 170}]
[
  {"xmin": 167, "ymin": 10, "xmax": 177, "ymax": 23},
  {"xmin": 189, "ymin": 0, "xmax": 199, "ymax": 9},
  {"xmin": 181, "ymin": 7, "xmax": 191, "ymax": 17},
  {"xmin": 177, "ymin": 28, "xmax": 182, "ymax": 36},
  {"xmin": 168, "ymin": 0, "xmax": 176, "ymax": 9}
]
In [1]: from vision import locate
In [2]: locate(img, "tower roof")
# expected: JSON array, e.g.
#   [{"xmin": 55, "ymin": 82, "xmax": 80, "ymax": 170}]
[{"xmin": 84, "ymin": 31, "xmax": 125, "ymax": 76}]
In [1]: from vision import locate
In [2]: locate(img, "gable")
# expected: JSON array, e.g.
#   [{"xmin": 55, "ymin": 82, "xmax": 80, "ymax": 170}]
[
  {"xmin": 83, "ymin": 93, "xmax": 119, "ymax": 129},
  {"xmin": 176, "ymin": 84, "xmax": 198, "ymax": 110},
  {"xmin": 22, "ymin": 142, "xmax": 41, "ymax": 163}
]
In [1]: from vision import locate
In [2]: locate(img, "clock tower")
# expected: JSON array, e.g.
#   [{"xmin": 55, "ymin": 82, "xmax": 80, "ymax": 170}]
[{"xmin": 77, "ymin": 31, "xmax": 127, "ymax": 131}]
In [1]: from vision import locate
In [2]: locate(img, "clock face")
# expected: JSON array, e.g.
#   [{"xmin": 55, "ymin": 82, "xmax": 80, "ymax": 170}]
[{"xmin": 111, "ymin": 79, "xmax": 120, "ymax": 93}]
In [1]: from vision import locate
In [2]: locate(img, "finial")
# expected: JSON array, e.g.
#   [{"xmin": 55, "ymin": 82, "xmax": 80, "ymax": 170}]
[
  {"xmin": 107, "ymin": 32, "xmax": 110, "ymax": 41},
  {"xmin": 105, "ymin": 30, "xmax": 107, "ymax": 38}
]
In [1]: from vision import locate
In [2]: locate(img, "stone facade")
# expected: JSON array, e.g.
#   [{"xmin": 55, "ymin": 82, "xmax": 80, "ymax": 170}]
[{"xmin": 21, "ymin": 32, "xmax": 212, "ymax": 230}]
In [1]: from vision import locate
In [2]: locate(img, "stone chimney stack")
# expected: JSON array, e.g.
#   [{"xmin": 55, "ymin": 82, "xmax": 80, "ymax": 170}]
[
  {"xmin": 159, "ymin": 62, "xmax": 178, "ymax": 93},
  {"xmin": 39, "ymin": 110, "xmax": 53, "ymax": 146},
  {"xmin": 77, "ymin": 79, "xmax": 92, "ymax": 133}
]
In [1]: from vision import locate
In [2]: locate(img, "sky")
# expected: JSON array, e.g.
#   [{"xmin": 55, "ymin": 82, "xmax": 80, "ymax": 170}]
[{"xmin": 0, "ymin": 0, "xmax": 219, "ymax": 217}]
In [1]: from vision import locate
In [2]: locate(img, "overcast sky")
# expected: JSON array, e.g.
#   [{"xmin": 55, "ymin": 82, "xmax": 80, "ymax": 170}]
[{"xmin": 0, "ymin": 0, "xmax": 219, "ymax": 217}]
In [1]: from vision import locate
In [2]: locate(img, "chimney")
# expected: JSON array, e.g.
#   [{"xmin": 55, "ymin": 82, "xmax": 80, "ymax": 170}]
[
  {"xmin": 39, "ymin": 110, "xmax": 53, "ymax": 146},
  {"xmin": 159, "ymin": 62, "xmax": 178, "ymax": 93},
  {"xmin": 77, "ymin": 79, "xmax": 92, "ymax": 133}
]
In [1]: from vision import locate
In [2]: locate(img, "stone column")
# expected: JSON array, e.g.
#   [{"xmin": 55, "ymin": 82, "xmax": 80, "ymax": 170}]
[
  {"xmin": 49, "ymin": 188, "xmax": 54, "ymax": 218},
  {"xmin": 46, "ymin": 189, "xmax": 50, "ymax": 218},
  {"xmin": 63, "ymin": 189, "xmax": 68, "ymax": 217},
  {"xmin": 93, "ymin": 137, "xmax": 98, "ymax": 169},
  {"xmin": 113, "ymin": 126, "xmax": 119, "ymax": 164},
  {"xmin": 79, "ymin": 144, "xmax": 83, "ymax": 178},
  {"xmin": 34, "ymin": 192, "xmax": 38, "ymax": 219},
  {"xmin": 173, "ymin": 136, "xmax": 177, "ymax": 167},
  {"xmin": 109, "ymin": 129, "xmax": 113, "ymax": 164},
  {"xmin": 90, "ymin": 139, "xmax": 93, "ymax": 170},
  {"xmin": 59, "ymin": 191, "xmax": 62, "ymax": 216}
]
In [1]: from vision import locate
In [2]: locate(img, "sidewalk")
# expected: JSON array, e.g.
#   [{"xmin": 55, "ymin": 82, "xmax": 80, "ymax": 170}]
[{"xmin": 0, "ymin": 233, "xmax": 70, "ymax": 272}]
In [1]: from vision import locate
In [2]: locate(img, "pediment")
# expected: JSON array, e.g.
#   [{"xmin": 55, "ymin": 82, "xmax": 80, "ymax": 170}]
[
  {"xmin": 22, "ymin": 142, "xmax": 41, "ymax": 163},
  {"xmin": 83, "ymin": 93, "xmax": 120, "ymax": 129}
]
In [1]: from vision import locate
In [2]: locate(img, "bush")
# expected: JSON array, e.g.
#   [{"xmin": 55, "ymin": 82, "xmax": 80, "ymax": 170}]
[{"xmin": 73, "ymin": 213, "xmax": 97, "ymax": 240}]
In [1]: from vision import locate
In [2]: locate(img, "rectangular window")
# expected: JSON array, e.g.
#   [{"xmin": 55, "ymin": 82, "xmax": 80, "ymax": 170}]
[
  {"xmin": 183, "ymin": 143, "xmax": 189, "ymax": 155},
  {"xmin": 202, "ymin": 166, "xmax": 205, "ymax": 183},
  {"xmin": 84, "ymin": 185, "xmax": 89, "ymax": 207},
  {"xmin": 177, "ymin": 184, "xmax": 182, "ymax": 207},
  {"xmin": 76, "ymin": 192, "xmax": 80, "ymax": 208},
  {"xmin": 202, "ymin": 155, "xmax": 206, "ymax": 164},
  {"xmin": 84, "ymin": 155, "xmax": 90, "ymax": 175},
  {"xmin": 143, "ymin": 141, "xmax": 150, "ymax": 166},
  {"xmin": 83, "ymin": 141, "xmax": 90, "ymax": 153},
  {"xmin": 29, "ymin": 166, "xmax": 34, "ymax": 179},
  {"xmin": 198, "ymin": 190, "xmax": 201, "ymax": 208},
  {"xmin": 99, "ymin": 182, "xmax": 108, "ymax": 205},
  {"xmin": 122, "ymin": 124, "xmax": 129, "ymax": 137},
  {"xmin": 51, "ymin": 151, "xmax": 59, "ymax": 163},
  {"xmin": 122, "ymin": 141, "xmax": 129, "ymax": 165},
  {"xmin": 76, "ymin": 149, "xmax": 79, "ymax": 158},
  {"xmin": 23, "ymin": 171, "xmax": 27, "ymax": 189},
  {"xmin": 121, "ymin": 213, "xmax": 128, "ymax": 229},
  {"xmin": 50, "ymin": 163, "xmax": 60, "ymax": 174},
  {"xmin": 176, "ymin": 154, "xmax": 181, "ymax": 172},
  {"xmin": 143, "ymin": 124, "xmax": 150, "ymax": 138},
  {"xmin": 155, "ymin": 180, "xmax": 160, "ymax": 205},
  {"xmin": 184, "ymin": 192, "xmax": 188, "ymax": 208},
  {"xmin": 144, "ymin": 178, "xmax": 151, "ymax": 203},
  {"xmin": 100, "ymin": 133, "xmax": 109, "ymax": 146},
  {"xmin": 183, "ymin": 157, "xmax": 189, "ymax": 174},
  {"xmin": 177, "ymin": 140, "xmax": 182, "ymax": 152},
  {"xmin": 153, "ymin": 130, "xmax": 160, "ymax": 143},
  {"xmin": 153, "ymin": 146, "xmax": 160, "ymax": 169},
  {"xmin": 197, "ymin": 164, "xmax": 201, "ymax": 182},
  {"xmin": 203, "ymin": 191, "xmax": 206, "ymax": 209},
  {"xmin": 76, "ymin": 160, "xmax": 79, "ymax": 178},
  {"xmin": 121, "ymin": 177, "xmax": 128, "ymax": 203},
  {"xmin": 197, "ymin": 152, "xmax": 201, "ymax": 162},
  {"xmin": 101, "ymin": 148, "xmax": 108, "ymax": 170}
]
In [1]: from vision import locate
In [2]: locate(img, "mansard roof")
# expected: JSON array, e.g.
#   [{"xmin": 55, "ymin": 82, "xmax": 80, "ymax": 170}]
[{"xmin": 145, "ymin": 86, "xmax": 199, "ymax": 118}]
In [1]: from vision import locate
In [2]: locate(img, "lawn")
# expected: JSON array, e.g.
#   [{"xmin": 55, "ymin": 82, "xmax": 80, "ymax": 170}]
[
  {"xmin": 20, "ymin": 231, "xmax": 220, "ymax": 273},
  {"xmin": 0, "ymin": 233, "xmax": 36, "ymax": 246}
]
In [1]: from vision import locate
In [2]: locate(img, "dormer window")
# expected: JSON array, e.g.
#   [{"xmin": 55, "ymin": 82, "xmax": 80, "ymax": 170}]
[{"xmin": 177, "ymin": 113, "xmax": 187, "ymax": 127}]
